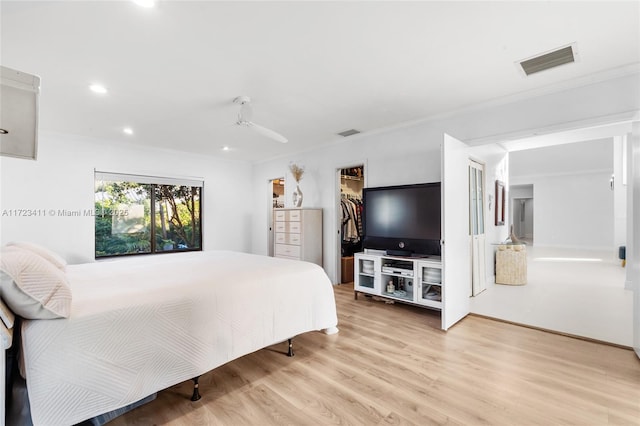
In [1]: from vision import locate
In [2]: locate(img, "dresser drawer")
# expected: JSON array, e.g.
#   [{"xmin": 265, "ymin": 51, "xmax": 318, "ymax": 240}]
[
  {"xmin": 288, "ymin": 210, "xmax": 301, "ymax": 221},
  {"xmin": 275, "ymin": 233, "xmax": 301, "ymax": 245},
  {"xmin": 275, "ymin": 221, "xmax": 301, "ymax": 233},
  {"xmin": 275, "ymin": 244, "xmax": 301, "ymax": 259},
  {"xmin": 289, "ymin": 221, "xmax": 301, "ymax": 233},
  {"xmin": 274, "ymin": 209, "xmax": 301, "ymax": 222},
  {"xmin": 288, "ymin": 233, "xmax": 301, "ymax": 245}
]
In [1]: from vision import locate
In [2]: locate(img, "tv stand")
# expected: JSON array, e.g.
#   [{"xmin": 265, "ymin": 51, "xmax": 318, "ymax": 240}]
[{"xmin": 354, "ymin": 252, "xmax": 443, "ymax": 311}]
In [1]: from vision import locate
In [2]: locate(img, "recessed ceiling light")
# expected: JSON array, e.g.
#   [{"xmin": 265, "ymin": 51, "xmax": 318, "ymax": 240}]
[
  {"xmin": 89, "ymin": 84, "xmax": 108, "ymax": 94},
  {"xmin": 132, "ymin": 0, "xmax": 156, "ymax": 8},
  {"xmin": 221, "ymin": 146, "xmax": 232, "ymax": 152},
  {"xmin": 123, "ymin": 127, "xmax": 133, "ymax": 135}
]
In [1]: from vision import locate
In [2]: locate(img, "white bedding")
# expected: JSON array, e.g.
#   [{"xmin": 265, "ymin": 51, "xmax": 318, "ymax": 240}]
[{"xmin": 20, "ymin": 251, "xmax": 338, "ymax": 426}]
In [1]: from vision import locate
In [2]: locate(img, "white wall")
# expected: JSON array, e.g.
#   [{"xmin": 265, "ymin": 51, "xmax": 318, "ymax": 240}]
[
  {"xmin": 525, "ymin": 172, "xmax": 614, "ymax": 249},
  {"xmin": 510, "ymin": 185, "xmax": 534, "ymax": 199},
  {"xmin": 0, "ymin": 132, "xmax": 253, "ymax": 264},
  {"xmin": 252, "ymin": 72, "xmax": 638, "ymax": 283},
  {"xmin": 510, "ymin": 139, "xmax": 616, "ymax": 250}
]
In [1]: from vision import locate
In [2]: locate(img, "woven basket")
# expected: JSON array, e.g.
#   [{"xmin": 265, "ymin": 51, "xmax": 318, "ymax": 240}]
[{"xmin": 496, "ymin": 244, "xmax": 527, "ymax": 285}]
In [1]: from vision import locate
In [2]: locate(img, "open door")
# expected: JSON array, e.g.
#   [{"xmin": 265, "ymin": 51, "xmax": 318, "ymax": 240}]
[
  {"xmin": 630, "ymin": 121, "xmax": 640, "ymax": 359},
  {"xmin": 442, "ymin": 133, "xmax": 471, "ymax": 330}
]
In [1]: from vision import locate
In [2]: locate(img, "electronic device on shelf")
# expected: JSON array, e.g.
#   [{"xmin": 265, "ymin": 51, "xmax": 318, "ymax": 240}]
[
  {"xmin": 381, "ymin": 266, "xmax": 414, "ymax": 276},
  {"xmin": 381, "ymin": 259, "xmax": 414, "ymax": 276}
]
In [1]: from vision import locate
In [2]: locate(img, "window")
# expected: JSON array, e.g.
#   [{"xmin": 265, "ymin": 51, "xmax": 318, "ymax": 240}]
[{"xmin": 95, "ymin": 172, "xmax": 203, "ymax": 258}]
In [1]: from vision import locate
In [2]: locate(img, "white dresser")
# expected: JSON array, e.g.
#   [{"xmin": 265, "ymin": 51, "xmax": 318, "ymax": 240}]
[{"xmin": 274, "ymin": 208, "xmax": 323, "ymax": 266}]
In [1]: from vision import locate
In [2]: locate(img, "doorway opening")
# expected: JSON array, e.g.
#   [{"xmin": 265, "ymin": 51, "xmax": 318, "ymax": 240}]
[
  {"xmin": 268, "ymin": 177, "xmax": 285, "ymax": 256},
  {"xmin": 510, "ymin": 184, "xmax": 534, "ymax": 245},
  {"xmin": 272, "ymin": 177, "xmax": 285, "ymax": 209},
  {"xmin": 472, "ymin": 129, "xmax": 633, "ymax": 346},
  {"xmin": 336, "ymin": 165, "xmax": 364, "ymax": 284}
]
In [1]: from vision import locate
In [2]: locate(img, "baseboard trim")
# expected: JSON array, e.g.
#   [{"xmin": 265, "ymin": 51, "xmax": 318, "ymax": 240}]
[{"xmin": 468, "ymin": 313, "xmax": 634, "ymax": 351}]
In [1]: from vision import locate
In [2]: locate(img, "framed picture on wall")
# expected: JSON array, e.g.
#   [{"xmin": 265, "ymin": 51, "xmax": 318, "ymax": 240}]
[{"xmin": 495, "ymin": 180, "xmax": 505, "ymax": 226}]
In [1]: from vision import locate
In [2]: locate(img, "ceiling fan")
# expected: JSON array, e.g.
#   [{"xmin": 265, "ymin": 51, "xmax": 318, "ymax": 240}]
[{"xmin": 233, "ymin": 96, "xmax": 288, "ymax": 143}]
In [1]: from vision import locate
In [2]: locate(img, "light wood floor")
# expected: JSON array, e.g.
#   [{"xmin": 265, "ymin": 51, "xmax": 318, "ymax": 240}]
[{"xmin": 111, "ymin": 283, "xmax": 640, "ymax": 426}]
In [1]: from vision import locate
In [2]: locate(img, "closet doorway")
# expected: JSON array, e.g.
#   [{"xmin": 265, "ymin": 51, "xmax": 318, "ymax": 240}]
[
  {"xmin": 336, "ymin": 165, "xmax": 365, "ymax": 284},
  {"xmin": 268, "ymin": 177, "xmax": 285, "ymax": 256}
]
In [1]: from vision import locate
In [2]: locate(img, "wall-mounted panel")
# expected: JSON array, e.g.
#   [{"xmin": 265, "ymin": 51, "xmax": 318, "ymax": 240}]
[{"xmin": 0, "ymin": 66, "xmax": 40, "ymax": 160}]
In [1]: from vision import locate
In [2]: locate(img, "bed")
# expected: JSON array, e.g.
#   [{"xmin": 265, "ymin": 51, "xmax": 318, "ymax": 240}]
[{"xmin": 0, "ymin": 245, "xmax": 339, "ymax": 426}]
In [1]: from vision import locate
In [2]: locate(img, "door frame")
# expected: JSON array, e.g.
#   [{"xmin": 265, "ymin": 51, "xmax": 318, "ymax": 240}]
[
  {"xmin": 334, "ymin": 161, "xmax": 367, "ymax": 285},
  {"xmin": 267, "ymin": 176, "xmax": 285, "ymax": 257},
  {"xmin": 629, "ymin": 121, "xmax": 639, "ymax": 358}
]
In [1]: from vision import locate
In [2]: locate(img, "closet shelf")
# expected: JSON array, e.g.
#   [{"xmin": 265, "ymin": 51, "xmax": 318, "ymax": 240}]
[{"xmin": 341, "ymin": 175, "xmax": 363, "ymax": 181}]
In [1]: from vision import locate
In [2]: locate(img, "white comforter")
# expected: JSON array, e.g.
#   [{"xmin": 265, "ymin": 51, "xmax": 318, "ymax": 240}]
[{"xmin": 20, "ymin": 251, "xmax": 338, "ymax": 425}]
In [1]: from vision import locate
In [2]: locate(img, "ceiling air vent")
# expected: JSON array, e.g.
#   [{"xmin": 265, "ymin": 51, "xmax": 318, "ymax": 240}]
[
  {"xmin": 519, "ymin": 45, "xmax": 576, "ymax": 76},
  {"xmin": 337, "ymin": 129, "xmax": 361, "ymax": 137}
]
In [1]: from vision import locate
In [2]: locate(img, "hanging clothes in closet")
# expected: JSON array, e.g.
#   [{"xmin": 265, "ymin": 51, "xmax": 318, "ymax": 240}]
[
  {"xmin": 340, "ymin": 166, "xmax": 364, "ymax": 257},
  {"xmin": 341, "ymin": 194, "xmax": 362, "ymax": 243}
]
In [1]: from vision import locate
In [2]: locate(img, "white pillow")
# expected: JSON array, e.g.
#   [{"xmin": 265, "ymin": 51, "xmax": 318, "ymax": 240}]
[
  {"xmin": 7, "ymin": 241, "xmax": 67, "ymax": 271},
  {"xmin": 0, "ymin": 245, "xmax": 72, "ymax": 319}
]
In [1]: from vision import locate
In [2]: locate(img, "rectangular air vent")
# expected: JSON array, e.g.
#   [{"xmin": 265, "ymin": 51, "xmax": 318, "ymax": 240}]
[
  {"xmin": 337, "ymin": 129, "xmax": 361, "ymax": 137},
  {"xmin": 519, "ymin": 45, "xmax": 575, "ymax": 76}
]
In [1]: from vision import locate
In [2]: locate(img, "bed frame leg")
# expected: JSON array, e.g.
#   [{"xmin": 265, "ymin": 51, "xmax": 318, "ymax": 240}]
[
  {"xmin": 190, "ymin": 376, "xmax": 202, "ymax": 401},
  {"xmin": 287, "ymin": 338, "xmax": 294, "ymax": 357}
]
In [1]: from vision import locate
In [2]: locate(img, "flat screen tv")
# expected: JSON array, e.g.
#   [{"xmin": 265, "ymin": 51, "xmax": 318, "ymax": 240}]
[{"xmin": 362, "ymin": 182, "xmax": 441, "ymax": 257}]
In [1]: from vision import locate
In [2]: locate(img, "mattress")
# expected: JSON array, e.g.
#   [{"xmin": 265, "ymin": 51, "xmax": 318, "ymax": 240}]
[{"xmin": 20, "ymin": 251, "xmax": 338, "ymax": 425}]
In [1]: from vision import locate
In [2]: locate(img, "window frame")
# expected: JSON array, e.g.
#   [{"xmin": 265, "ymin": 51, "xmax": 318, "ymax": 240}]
[{"xmin": 94, "ymin": 171, "xmax": 203, "ymax": 259}]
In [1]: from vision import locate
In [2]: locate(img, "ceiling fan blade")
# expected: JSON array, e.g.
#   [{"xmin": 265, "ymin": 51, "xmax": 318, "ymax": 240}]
[
  {"xmin": 248, "ymin": 121, "xmax": 288, "ymax": 143},
  {"xmin": 232, "ymin": 96, "xmax": 288, "ymax": 143}
]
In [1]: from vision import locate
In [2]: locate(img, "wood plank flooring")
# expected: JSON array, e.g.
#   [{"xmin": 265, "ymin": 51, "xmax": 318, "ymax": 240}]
[{"xmin": 111, "ymin": 283, "xmax": 640, "ymax": 426}]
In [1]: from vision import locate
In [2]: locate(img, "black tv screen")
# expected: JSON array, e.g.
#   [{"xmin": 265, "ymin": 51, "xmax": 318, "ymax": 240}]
[{"xmin": 362, "ymin": 182, "xmax": 441, "ymax": 256}]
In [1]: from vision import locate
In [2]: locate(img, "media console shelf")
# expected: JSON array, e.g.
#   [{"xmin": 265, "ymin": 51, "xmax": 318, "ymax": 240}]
[{"xmin": 354, "ymin": 251, "xmax": 443, "ymax": 310}]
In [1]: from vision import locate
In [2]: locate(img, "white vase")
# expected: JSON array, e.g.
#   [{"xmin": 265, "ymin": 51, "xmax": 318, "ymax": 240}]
[{"xmin": 293, "ymin": 184, "xmax": 303, "ymax": 207}]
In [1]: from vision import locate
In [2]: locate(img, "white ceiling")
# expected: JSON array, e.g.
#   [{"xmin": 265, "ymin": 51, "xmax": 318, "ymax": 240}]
[{"xmin": 2, "ymin": 1, "xmax": 639, "ymax": 163}]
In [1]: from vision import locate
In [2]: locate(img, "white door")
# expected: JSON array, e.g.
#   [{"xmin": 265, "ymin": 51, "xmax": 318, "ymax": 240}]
[
  {"xmin": 469, "ymin": 160, "xmax": 487, "ymax": 296},
  {"xmin": 442, "ymin": 133, "xmax": 471, "ymax": 330},
  {"xmin": 630, "ymin": 121, "xmax": 640, "ymax": 359}
]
